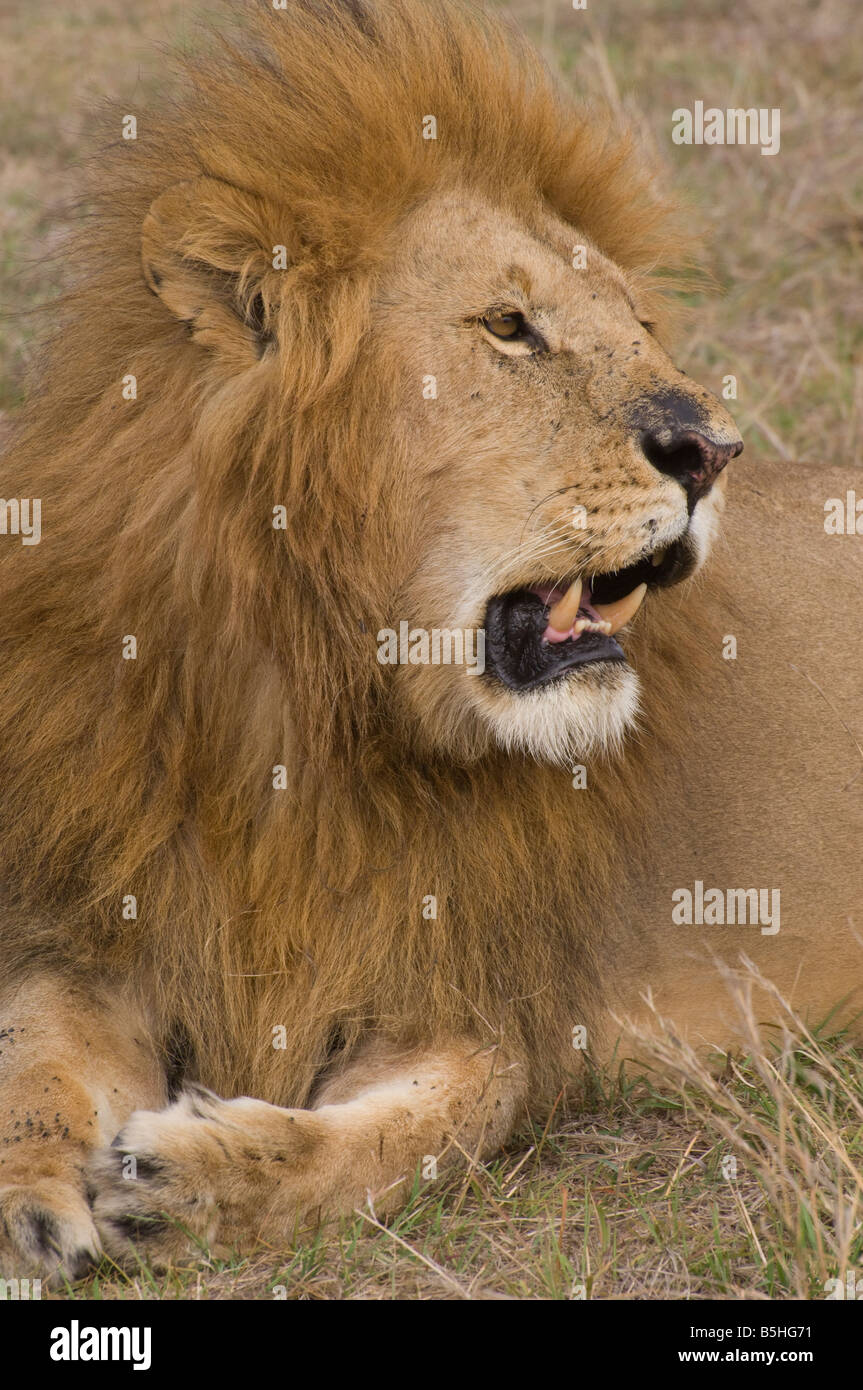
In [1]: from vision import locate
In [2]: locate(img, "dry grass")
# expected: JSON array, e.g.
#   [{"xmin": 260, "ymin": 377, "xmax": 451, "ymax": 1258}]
[
  {"xmin": 0, "ymin": 0, "xmax": 232, "ymax": 412},
  {"xmin": 50, "ymin": 974, "xmax": 863, "ymax": 1301},
  {"xmin": 2, "ymin": 0, "xmax": 862, "ymax": 1300},
  {"xmin": 516, "ymin": 0, "xmax": 863, "ymax": 466}
]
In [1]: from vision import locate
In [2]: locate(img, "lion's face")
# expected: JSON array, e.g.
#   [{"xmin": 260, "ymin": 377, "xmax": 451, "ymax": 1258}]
[{"xmin": 374, "ymin": 192, "xmax": 742, "ymax": 763}]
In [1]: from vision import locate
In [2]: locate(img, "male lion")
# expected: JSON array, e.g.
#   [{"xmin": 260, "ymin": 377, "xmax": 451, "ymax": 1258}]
[{"xmin": 0, "ymin": 0, "xmax": 861, "ymax": 1282}]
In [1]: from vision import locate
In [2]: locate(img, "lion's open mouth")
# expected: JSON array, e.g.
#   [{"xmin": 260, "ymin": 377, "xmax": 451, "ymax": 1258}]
[{"xmin": 484, "ymin": 535, "xmax": 693, "ymax": 693}]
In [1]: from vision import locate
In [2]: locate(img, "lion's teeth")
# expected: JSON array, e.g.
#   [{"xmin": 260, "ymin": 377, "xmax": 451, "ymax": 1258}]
[
  {"xmin": 575, "ymin": 617, "xmax": 611, "ymax": 635},
  {"xmin": 651, "ymin": 548, "xmax": 667, "ymax": 567},
  {"xmin": 593, "ymin": 583, "xmax": 647, "ymax": 635},
  {"xmin": 546, "ymin": 576, "xmax": 582, "ymax": 636}
]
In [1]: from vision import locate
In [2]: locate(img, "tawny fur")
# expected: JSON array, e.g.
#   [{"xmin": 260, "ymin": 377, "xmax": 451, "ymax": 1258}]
[
  {"xmin": 0, "ymin": 0, "xmax": 689, "ymax": 1106},
  {"xmin": 1, "ymin": 0, "xmax": 861, "ymax": 1279}
]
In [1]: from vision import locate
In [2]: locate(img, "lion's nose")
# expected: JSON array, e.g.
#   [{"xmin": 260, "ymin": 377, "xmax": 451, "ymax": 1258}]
[{"xmin": 641, "ymin": 426, "xmax": 743, "ymax": 506}]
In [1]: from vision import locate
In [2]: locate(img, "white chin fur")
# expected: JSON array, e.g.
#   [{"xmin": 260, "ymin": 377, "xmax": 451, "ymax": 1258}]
[
  {"xmin": 481, "ymin": 663, "xmax": 640, "ymax": 765},
  {"xmin": 688, "ymin": 489, "xmax": 724, "ymax": 569}
]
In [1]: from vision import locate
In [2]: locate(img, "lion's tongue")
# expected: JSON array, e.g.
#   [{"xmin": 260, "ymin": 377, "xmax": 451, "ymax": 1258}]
[{"xmin": 537, "ymin": 577, "xmax": 647, "ymax": 644}]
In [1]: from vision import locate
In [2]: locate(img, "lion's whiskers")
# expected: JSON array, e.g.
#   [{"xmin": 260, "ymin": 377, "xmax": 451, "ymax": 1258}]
[{"xmin": 486, "ymin": 514, "xmax": 593, "ymax": 594}]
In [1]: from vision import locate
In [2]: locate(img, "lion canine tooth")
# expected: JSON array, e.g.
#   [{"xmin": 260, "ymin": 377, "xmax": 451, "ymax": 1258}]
[
  {"xmin": 594, "ymin": 583, "xmax": 647, "ymax": 635},
  {"xmin": 546, "ymin": 576, "xmax": 582, "ymax": 637}
]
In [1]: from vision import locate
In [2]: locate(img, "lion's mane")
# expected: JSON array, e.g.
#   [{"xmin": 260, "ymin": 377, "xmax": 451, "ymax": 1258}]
[{"xmin": 0, "ymin": 0, "xmax": 702, "ymax": 1104}]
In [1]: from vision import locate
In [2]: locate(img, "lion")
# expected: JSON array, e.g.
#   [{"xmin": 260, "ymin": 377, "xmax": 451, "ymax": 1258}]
[{"xmin": 0, "ymin": 0, "xmax": 861, "ymax": 1283}]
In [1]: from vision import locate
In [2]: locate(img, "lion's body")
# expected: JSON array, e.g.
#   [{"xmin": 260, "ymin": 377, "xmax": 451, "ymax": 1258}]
[
  {"xmin": 611, "ymin": 457, "xmax": 863, "ymax": 1047},
  {"xmin": 0, "ymin": 0, "xmax": 860, "ymax": 1278}
]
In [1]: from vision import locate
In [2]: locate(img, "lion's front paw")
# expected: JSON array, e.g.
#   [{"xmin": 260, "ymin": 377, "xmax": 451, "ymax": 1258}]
[
  {"xmin": 0, "ymin": 1180, "xmax": 100, "ymax": 1284},
  {"xmin": 87, "ymin": 1086, "xmax": 312, "ymax": 1267},
  {"xmin": 87, "ymin": 1089, "xmax": 226, "ymax": 1266}
]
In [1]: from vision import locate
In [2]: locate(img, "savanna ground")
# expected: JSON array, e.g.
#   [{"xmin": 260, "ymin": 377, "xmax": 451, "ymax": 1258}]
[{"xmin": 0, "ymin": 0, "xmax": 861, "ymax": 1300}]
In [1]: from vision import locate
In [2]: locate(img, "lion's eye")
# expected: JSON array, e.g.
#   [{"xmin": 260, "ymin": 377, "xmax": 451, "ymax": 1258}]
[
  {"xmin": 478, "ymin": 310, "xmax": 546, "ymax": 354},
  {"xmin": 482, "ymin": 311, "xmax": 526, "ymax": 339}
]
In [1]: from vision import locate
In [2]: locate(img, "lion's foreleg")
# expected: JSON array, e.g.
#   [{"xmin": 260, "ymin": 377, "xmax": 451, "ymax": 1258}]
[
  {"xmin": 0, "ymin": 975, "xmax": 166, "ymax": 1281},
  {"xmin": 89, "ymin": 1040, "xmax": 525, "ymax": 1265}
]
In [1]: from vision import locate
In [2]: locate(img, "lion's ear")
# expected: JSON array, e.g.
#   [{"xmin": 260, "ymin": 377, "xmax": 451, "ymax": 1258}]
[{"xmin": 142, "ymin": 177, "xmax": 278, "ymax": 356}]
